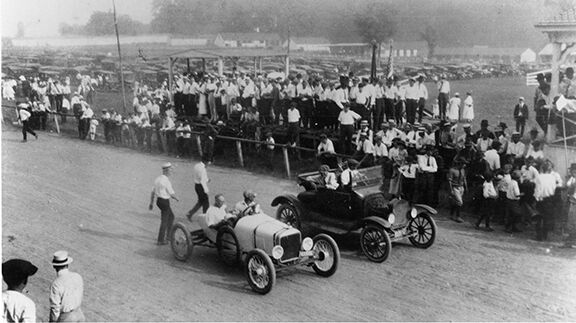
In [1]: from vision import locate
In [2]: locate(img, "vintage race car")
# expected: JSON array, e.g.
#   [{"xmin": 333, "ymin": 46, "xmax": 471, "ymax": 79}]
[
  {"xmin": 272, "ymin": 166, "xmax": 438, "ymax": 263},
  {"xmin": 170, "ymin": 206, "xmax": 340, "ymax": 294}
]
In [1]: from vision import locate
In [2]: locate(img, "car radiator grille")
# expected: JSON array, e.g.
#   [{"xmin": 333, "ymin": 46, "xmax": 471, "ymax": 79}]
[{"xmin": 280, "ymin": 231, "xmax": 301, "ymax": 261}]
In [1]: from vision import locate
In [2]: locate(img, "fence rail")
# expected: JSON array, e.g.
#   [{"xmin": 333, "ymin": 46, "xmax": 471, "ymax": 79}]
[{"xmin": 2, "ymin": 104, "xmax": 352, "ymax": 178}]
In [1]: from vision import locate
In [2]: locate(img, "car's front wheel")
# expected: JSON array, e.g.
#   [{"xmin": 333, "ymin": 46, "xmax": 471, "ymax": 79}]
[
  {"xmin": 311, "ymin": 234, "xmax": 340, "ymax": 277},
  {"xmin": 171, "ymin": 222, "xmax": 193, "ymax": 261},
  {"xmin": 276, "ymin": 203, "xmax": 301, "ymax": 230},
  {"xmin": 245, "ymin": 249, "xmax": 276, "ymax": 294},
  {"xmin": 408, "ymin": 214, "xmax": 437, "ymax": 248},
  {"xmin": 360, "ymin": 224, "xmax": 392, "ymax": 263}
]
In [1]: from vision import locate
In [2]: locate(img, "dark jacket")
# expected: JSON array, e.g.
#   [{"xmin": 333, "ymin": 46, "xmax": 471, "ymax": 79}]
[{"xmin": 513, "ymin": 103, "xmax": 529, "ymax": 120}]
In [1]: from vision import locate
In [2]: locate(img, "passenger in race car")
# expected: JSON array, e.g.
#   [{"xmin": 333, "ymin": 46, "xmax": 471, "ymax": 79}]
[
  {"xmin": 205, "ymin": 194, "xmax": 237, "ymax": 229},
  {"xmin": 233, "ymin": 189, "xmax": 262, "ymax": 215}
]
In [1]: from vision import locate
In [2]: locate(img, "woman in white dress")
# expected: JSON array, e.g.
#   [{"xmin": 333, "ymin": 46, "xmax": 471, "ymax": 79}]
[
  {"xmin": 198, "ymin": 77, "xmax": 208, "ymax": 117},
  {"xmin": 447, "ymin": 92, "xmax": 461, "ymax": 122},
  {"xmin": 462, "ymin": 91, "xmax": 474, "ymax": 122}
]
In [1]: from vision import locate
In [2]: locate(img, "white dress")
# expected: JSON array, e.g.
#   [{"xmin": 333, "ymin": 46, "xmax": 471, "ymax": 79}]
[
  {"xmin": 198, "ymin": 83, "xmax": 207, "ymax": 116},
  {"xmin": 462, "ymin": 95, "xmax": 474, "ymax": 121},
  {"xmin": 447, "ymin": 97, "xmax": 461, "ymax": 121}
]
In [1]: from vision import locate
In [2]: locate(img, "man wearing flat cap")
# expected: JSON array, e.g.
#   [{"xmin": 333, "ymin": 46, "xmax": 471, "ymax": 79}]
[
  {"xmin": 3, "ymin": 259, "xmax": 38, "ymax": 322},
  {"xmin": 50, "ymin": 251, "xmax": 85, "ymax": 322},
  {"xmin": 149, "ymin": 162, "xmax": 179, "ymax": 245}
]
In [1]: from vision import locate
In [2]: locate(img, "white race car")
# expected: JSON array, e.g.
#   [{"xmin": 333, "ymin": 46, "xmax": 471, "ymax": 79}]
[{"xmin": 170, "ymin": 206, "xmax": 340, "ymax": 294}]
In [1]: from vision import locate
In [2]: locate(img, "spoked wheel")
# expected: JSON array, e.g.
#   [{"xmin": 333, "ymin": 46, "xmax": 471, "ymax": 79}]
[
  {"xmin": 311, "ymin": 234, "xmax": 340, "ymax": 277},
  {"xmin": 244, "ymin": 249, "xmax": 276, "ymax": 294},
  {"xmin": 216, "ymin": 226, "xmax": 240, "ymax": 266},
  {"xmin": 408, "ymin": 214, "xmax": 437, "ymax": 249},
  {"xmin": 360, "ymin": 224, "xmax": 392, "ymax": 263},
  {"xmin": 171, "ymin": 222, "xmax": 193, "ymax": 261},
  {"xmin": 276, "ymin": 203, "xmax": 301, "ymax": 230}
]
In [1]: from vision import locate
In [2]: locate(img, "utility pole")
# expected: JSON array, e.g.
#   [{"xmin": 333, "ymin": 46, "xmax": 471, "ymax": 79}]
[{"xmin": 112, "ymin": 0, "xmax": 127, "ymax": 113}]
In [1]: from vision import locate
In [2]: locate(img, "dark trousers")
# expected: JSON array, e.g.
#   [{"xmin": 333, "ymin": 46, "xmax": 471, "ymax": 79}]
[
  {"xmin": 417, "ymin": 98, "xmax": 426, "ymax": 123},
  {"xmin": 536, "ymin": 196, "xmax": 555, "ymax": 241},
  {"xmin": 156, "ymin": 198, "xmax": 174, "ymax": 243},
  {"xmin": 287, "ymin": 122, "xmax": 300, "ymax": 144},
  {"xmin": 516, "ymin": 118, "xmax": 526, "ymax": 137},
  {"xmin": 476, "ymin": 198, "xmax": 495, "ymax": 227},
  {"xmin": 438, "ymin": 93, "xmax": 449, "ymax": 119},
  {"xmin": 339, "ymin": 124, "xmax": 355, "ymax": 155},
  {"xmin": 374, "ymin": 98, "xmax": 385, "ymax": 128},
  {"xmin": 22, "ymin": 120, "xmax": 36, "ymax": 141},
  {"xmin": 174, "ymin": 92, "xmax": 185, "ymax": 115},
  {"xmin": 535, "ymin": 108, "xmax": 548, "ymax": 134},
  {"xmin": 402, "ymin": 177, "xmax": 415, "ymax": 201},
  {"xmin": 406, "ymin": 99, "xmax": 418, "ymax": 124},
  {"xmin": 259, "ymin": 98, "xmax": 273, "ymax": 125},
  {"xmin": 394, "ymin": 100, "xmax": 404, "ymax": 125},
  {"xmin": 188, "ymin": 184, "xmax": 210, "ymax": 218},
  {"xmin": 300, "ymin": 99, "xmax": 313, "ymax": 128},
  {"xmin": 415, "ymin": 172, "xmax": 435, "ymax": 205},
  {"xmin": 384, "ymin": 99, "xmax": 395, "ymax": 122}
]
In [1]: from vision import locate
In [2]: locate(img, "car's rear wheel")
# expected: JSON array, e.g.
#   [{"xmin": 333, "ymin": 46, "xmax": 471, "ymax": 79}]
[
  {"xmin": 360, "ymin": 224, "xmax": 392, "ymax": 263},
  {"xmin": 245, "ymin": 249, "xmax": 276, "ymax": 294},
  {"xmin": 171, "ymin": 222, "xmax": 193, "ymax": 261},
  {"xmin": 311, "ymin": 234, "xmax": 340, "ymax": 277},
  {"xmin": 408, "ymin": 214, "xmax": 437, "ymax": 248},
  {"xmin": 276, "ymin": 203, "xmax": 301, "ymax": 230},
  {"xmin": 216, "ymin": 226, "xmax": 240, "ymax": 266}
]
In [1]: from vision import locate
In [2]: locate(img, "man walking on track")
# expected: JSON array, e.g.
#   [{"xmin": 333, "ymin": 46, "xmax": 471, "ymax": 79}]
[
  {"xmin": 187, "ymin": 156, "xmax": 210, "ymax": 221},
  {"xmin": 49, "ymin": 250, "xmax": 85, "ymax": 322},
  {"xmin": 18, "ymin": 102, "xmax": 37, "ymax": 142},
  {"xmin": 149, "ymin": 162, "xmax": 179, "ymax": 245}
]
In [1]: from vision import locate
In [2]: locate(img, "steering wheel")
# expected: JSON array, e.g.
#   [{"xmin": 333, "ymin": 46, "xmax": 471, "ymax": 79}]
[{"xmin": 239, "ymin": 204, "xmax": 258, "ymax": 219}]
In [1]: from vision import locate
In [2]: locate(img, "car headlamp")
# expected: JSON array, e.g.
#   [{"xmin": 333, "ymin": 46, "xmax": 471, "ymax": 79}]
[
  {"xmin": 410, "ymin": 208, "xmax": 418, "ymax": 218},
  {"xmin": 301, "ymin": 237, "xmax": 313, "ymax": 251},
  {"xmin": 272, "ymin": 245, "xmax": 284, "ymax": 260},
  {"xmin": 388, "ymin": 213, "xmax": 395, "ymax": 224}
]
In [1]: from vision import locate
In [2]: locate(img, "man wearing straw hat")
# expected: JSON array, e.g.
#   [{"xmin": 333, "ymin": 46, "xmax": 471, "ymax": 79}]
[
  {"xmin": 149, "ymin": 162, "xmax": 179, "ymax": 245},
  {"xmin": 49, "ymin": 250, "xmax": 85, "ymax": 322}
]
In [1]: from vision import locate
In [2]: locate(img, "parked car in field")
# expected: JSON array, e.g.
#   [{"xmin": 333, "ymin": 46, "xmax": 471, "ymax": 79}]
[
  {"xmin": 272, "ymin": 166, "xmax": 438, "ymax": 263},
  {"xmin": 170, "ymin": 206, "xmax": 340, "ymax": 294}
]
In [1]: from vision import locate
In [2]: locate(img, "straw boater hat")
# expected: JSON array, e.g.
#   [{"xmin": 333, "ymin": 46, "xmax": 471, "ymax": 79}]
[
  {"xmin": 162, "ymin": 162, "xmax": 173, "ymax": 170},
  {"xmin": 52, "ymin": 250, "xmax": 73, "ymax": 266}
]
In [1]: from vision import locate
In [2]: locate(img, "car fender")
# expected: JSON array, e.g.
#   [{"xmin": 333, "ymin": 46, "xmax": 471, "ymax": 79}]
[
  {"xmin": 362, "ymin": 216, "xmax": 392, "ymax": 229},
  {"xmin": 271, "ymin": 194, "xmax": 302, "ymax": 210},
  {"xmin": 413, "ymin": 203, "xmax": 438, "ymax": 215}
]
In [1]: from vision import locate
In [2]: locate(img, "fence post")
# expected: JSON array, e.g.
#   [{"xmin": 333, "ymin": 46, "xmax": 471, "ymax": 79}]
[
  {"xmin": 196, "ymin": 134, "xmax": 203, "ymax": 157},
  {"xmin": 236, "ymin": 140, "xmax": 244, "ymax": 167},
  {"xmin": 282, "ymin": 146, "xmax": 291, "ymax": 178},
  {"xmin": 53, "ymin": 113, "xmax": 60, "ymax": 134}
]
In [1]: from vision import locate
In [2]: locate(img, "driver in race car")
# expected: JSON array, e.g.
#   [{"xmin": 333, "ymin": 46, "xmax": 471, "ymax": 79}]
[
  {"xmin": 205, "ymin": 194, "xmax": 237, "ymax": 229},
  {"xmin": 233, "ymin": 190, "xmax": 261, "ymax": 216}
]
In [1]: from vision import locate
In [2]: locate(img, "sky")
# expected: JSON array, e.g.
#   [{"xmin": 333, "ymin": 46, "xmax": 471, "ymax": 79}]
[{"xmin": 1, "ymin": 0, "xmax": 154, "ymax": 37}]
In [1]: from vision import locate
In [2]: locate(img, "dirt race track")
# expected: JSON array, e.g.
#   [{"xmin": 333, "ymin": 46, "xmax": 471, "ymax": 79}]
[{"xmin": 2, "ymin": 129, "xmax": 576, "ymax": 322}]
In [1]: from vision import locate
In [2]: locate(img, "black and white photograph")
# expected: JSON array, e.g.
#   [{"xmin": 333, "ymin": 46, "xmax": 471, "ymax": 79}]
[{"xmin": 2, "ymin": 0, "xmax": 576, "ymax": 321}]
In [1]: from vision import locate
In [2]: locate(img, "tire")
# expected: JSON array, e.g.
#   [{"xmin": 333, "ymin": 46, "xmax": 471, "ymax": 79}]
[
  {"xmin": 408, "ymin": 214, "xmax": 437, "ymax": 249},
  {"xmin": 276, "ymin": 203, "xmax": 301, "ymax": 230},
  {"xmin": 244, "ymin": 249, "xmax": 276, "ymax": 294},
  {"xmin": 171, "ymin": 222, "xmax": 193, "ymax": 261},
  {"xmin": 360, "ymin": 224, "xmax": 392, "ymax": 263},
  {"xmin": 311, "ymin": 234, "xmax": 340, "ymax": 277},
  {"xmin": 216, "ymin": 226, "xmax": 240, "ymax": 267}
]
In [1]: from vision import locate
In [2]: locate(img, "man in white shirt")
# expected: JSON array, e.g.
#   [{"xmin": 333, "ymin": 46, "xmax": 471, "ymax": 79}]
[
  {"xmin": 437, "ymin": 75, "xmax": 450, "ymax": 120},
  {"xmin": 50, "ymin": 251, "xmax": 85, "ymax": 322},
  {"xmin": 484, "ymin": 142, "xmax": 501, "ymax": 171},
  {"xmin": 383, "ymin": 78, "xmax": 398, "ymax": 122},
  {"xmin": 506, "ymin": 132, "xmax": 526, "ymax": 158},
  {"xmin": 338, "ymin": 105, "xmax": 361, "ymax": 155},
  {"xmin": 373, "ymin": 135, "xmax": 388, "ymax": 164},
  {"xmin": 534, "ymin": 162, "xmax": 560, "ymax": 241},
  {"xmin": 3, "ymin": 259, "xmax": 38, "ymax": 323},
  {"xmin": 317, "ymin": 164, "xmax": 339, "ymax": 190},
  {"xmin": 416, "ymin": 75, "xmax": 429, "ymax": 122},
  {"xmin": 354, "ymin": 133, "xmax": 375, "ymax": 168},
  {"xmin": 287, "ymin": 102, "xmax": 301, "ymax": 146},
  {"xmin": 416, "ymin": 145, "xmax": 438, "ymax": 205},
  {"xmin": 404, "ymin": 78, "xmax": 419, "ymax": 124},
  {"xmin": 373, "ymin": 79, "xmax": 385, "ymax": 128},
  {"xmin": 18, "ymin": 104, "xmax": 37, "ymax": 142},
  {"xmin": 80, "ymin": 101, "xmax": 93, "ymax": 140},
  {"xmin": 187, "ymin": 157, "xmax": 211, "ymax": 220},
  {"xmin": 205, "ymin": 194, "xmax": 236, "ymax": 228},
  {"xmin": 317, "ymin": 133, "xmax": 337, "ymax": 167},
  {"xmin": 149, "ymin": 162, "xmax": 179, "ymax": 244}
]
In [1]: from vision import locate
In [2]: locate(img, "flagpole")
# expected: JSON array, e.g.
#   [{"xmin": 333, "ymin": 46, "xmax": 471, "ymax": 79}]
[{"xmin": 112, "ymin": 0, "xmax": 127, "ymax": 113}]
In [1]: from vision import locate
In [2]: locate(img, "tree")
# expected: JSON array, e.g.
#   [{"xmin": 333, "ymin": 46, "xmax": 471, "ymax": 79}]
[
  {"xmin": 420, "ymin": 25, "xmax": 438, "ymax": 59},
  {"xmin": 353, "ymin": 3, "xmax": 396, "ymax": 44}
]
